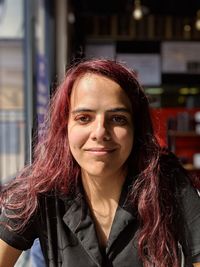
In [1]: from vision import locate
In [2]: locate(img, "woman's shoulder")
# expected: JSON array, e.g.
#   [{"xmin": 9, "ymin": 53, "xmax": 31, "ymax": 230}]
[
  {"xmin": 159, "ymin": 150, "xmax": 190, "ymax": 189},
  {"xmin": 159, "ymin": 149, "xmax": 200, "ymax": 206}
]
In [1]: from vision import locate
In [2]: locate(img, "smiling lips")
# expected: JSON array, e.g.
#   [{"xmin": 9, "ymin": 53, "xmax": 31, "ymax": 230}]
[{"xmin": 84, "ymin": 147, "xmax": 116, "ymax": 155}]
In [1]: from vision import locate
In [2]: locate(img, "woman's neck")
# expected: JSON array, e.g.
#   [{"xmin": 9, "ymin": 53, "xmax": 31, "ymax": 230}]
[
  {"xmin": 81, "ymin": 170, "xmax": 127, "ymax": 247},
  {"xmin": 81, "ymin": 170, "xmax": 126, "ymax": 208}
]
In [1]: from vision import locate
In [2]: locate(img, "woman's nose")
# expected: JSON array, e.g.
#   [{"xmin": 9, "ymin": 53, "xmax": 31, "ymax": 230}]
[{"xmin": 90, "ymin": 117, "xmax": 111, "ymax": 141}]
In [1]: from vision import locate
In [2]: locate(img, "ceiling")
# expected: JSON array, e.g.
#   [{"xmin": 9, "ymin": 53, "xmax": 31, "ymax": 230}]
[{"xmin": 74, "ymin": 0, "xmax": 200, "ymax": 17}]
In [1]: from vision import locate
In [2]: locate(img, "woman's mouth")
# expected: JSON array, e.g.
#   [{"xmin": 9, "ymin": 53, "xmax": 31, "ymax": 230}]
[{"xmin": 84, "ymin": 147, "xmax": 116, "ymax": 155}]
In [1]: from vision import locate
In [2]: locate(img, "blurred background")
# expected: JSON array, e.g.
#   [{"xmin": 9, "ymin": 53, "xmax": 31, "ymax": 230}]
[{"xmin": 0, "ymin": 0, "xmax": 200, "ymax": 264}]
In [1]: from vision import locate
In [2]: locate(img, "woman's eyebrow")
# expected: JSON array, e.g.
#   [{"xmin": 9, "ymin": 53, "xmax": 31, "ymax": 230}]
[
  {"xmin": 71, "ymin": 108, "xmax": 94, "ymax": 114},
  {"xmin": 106, "ymin": 107, "xmax": 131, "ymax": 113},
  {"xmin": 71, "ymin": 107, "xmax": 131, "ymax": 114}
]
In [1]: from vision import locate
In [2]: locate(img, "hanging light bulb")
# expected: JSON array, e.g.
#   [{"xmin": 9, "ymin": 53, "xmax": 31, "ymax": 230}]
[
  {"xmin": 132, "ymin": 0, "xmax": 143, "ymax": 20},
  {"xmin": 195, "ymin": 10, "xmax": 200, "ymax": 31}
]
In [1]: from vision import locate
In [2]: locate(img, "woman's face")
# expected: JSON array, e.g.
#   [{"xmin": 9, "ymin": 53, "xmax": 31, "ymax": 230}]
[{"xmin": 68, "ymin": 73, "xmax": 134, "ymax": 179}]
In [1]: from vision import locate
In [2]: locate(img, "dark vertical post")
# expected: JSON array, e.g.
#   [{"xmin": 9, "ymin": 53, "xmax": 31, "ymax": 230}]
[{"xmin": 23, "ymin": 0, "xmax": 34, "ymax": 165}]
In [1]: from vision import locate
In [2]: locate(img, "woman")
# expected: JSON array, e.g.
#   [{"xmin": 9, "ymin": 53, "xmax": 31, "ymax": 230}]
[{"xmin": 0, "ymin": 59, "xmax": 200, "ymax": 267}]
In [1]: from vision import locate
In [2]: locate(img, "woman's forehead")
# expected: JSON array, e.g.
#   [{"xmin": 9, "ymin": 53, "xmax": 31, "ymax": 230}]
[{"xmin": 69, "ymin": 73, "xmax": 132, "ymax": 112}]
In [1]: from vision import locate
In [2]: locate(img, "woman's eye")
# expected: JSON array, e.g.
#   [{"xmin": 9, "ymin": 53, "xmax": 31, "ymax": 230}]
[
  {"xmin": 75, "ymin": 115, "xmax": 91, "ymax": 124},
  {"xmin": 111, "ymin": 116, "xmax": 127, "ymax": 125}
]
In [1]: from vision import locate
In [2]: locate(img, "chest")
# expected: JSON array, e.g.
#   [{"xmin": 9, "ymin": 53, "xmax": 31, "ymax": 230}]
[
  {"xmin": 90, "ymin": 201, "xmax": 118, "ymax": 248},
  {"xmin": 38, "ymin": 196, "xmax": 141, "ymax": 267}
]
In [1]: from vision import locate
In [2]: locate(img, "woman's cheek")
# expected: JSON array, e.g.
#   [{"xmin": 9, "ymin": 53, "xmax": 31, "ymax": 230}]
[
  {"xmin": 68, "ymin": 126, "xmax": 88, "ymax": 149},
  {"xmin": 113, "ymin": 127, "xmax": 134, "ymax": 140}
]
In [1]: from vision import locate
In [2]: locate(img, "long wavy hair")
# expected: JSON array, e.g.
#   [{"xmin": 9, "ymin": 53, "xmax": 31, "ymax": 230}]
[{"xmin": 1, "ymin": 59, "xmax": 189, "ymax": 267}]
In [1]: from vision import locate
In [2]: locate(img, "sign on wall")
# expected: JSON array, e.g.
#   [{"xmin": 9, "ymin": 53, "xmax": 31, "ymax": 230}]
[
  {"xmin": 162, "ymin": 41, "xmax": 200, "ymax": 74},
  {"xmin": 117, "ymin": 53, "xmax": 161, "ymax": 86}
]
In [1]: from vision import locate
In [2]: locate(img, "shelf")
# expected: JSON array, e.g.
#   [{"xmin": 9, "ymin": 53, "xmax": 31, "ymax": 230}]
[
  {"xmin": 183, "ymin": 164, "xmax": 200, "ymax": 171},
  {"xmin": 168, "ymin": 130, "xmax": 200, "ymax": 137}
]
